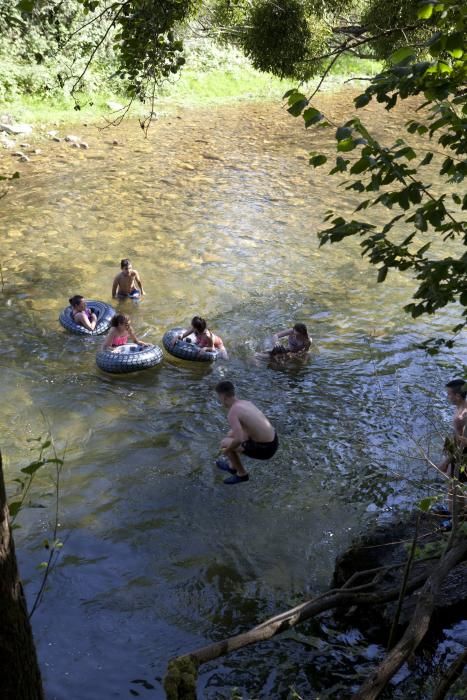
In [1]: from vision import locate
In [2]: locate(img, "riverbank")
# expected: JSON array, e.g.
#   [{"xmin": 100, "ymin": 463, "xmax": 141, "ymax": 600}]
[{"xmin": 1, "ymin": 47, "xmax": 381, "ymax": 128}]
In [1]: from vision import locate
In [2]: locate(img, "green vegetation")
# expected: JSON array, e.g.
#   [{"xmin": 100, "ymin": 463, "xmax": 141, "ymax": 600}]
[
  {"xmin": 1, "ymin": 37, "xmax": 381, "ymax": 125},
  {"xmin": 286, "ymin": 0, "xmax": 467, "ymax": 348}
]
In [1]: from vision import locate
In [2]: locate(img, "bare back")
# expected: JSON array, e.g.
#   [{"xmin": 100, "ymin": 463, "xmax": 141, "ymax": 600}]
[{"xmin": 228, "ymin": 399, "xmax": 275, "ymax": 443}]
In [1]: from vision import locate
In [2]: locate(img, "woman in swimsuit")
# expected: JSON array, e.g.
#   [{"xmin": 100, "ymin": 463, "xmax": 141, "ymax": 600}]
[
  {"xmin": 102, "ymin": 313, "xmax": 149, "ymax": 350},
  {"xmin": 69, "ymin": 295, "xmax": 97, "ymax": 331},
  {"xmin": 257, "ymin": 323, "xmax": 311, "ymax": 361},
  {"xmin": 177, "ymin": 316, "xmax": 228, "ymax": 359}
]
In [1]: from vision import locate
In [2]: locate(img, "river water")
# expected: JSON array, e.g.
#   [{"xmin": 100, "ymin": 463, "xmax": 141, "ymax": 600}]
[{"xmin": 1, "ymin": 91, "xmax": 465, "ymax": 698}]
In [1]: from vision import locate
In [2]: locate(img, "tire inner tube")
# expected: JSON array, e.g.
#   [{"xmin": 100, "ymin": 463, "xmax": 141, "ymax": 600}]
[
  {"xmin": 96, "ymin": 343, "xmax": 163, "ymax": 374},
  {"xmin": 162, "ymin": 328, "xmax": 218, "ymax": 362},
  {"xmin": 59, "ymin": 300, "xmax": 115, "ymax": 336}
]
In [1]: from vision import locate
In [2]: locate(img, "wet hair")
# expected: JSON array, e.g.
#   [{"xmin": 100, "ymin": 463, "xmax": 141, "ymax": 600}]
[
  {"xmin": 293, "ymin": 323, "xmax": 309, "ymax": 339},
  {"xmin": 111, "ymin": 313, "xmax": 131, "ymax": 329},
  {"xmin": 191, "ymin": 316, "xmax": 207, "ymax": 333},
  {"xmin": 69, "ymin": 295, "xmax": 84, "ymax": 308},
  {"xmin": 120, "ymin": 258, "xmax": 131, "ymax": 269},
  {"xmin": 215, "ymin": 380, "xmax": 235, "ymax": 397},
  {"xmin": 446, "ymin": 379, "xmax": 467, "ymax": 399}
]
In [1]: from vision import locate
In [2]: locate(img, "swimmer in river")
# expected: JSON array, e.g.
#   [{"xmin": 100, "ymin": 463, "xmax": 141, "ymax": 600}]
[
  {"xmin": 69, "ymin": 295, "xmax": 97, "ymax": 331},
  {"xmin": 112, "ymin": 258, "xmax": 145, "ymax": 299},
  {"xmin": 102, "ymin": 313, "xmax": 149, "ymax": 350},
  {"xmin": 175, "ymin": 316, "xmax": 228, "ymax": 359},
  {"xmin": 256, "ymin": 322, "xmax": 311, "ymax": 361}
]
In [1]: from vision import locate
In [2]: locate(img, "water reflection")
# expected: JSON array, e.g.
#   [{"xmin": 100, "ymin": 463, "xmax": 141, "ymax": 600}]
[{"xmin": 1, "ymin": 93, "xmax": 466, "ymax": 698}]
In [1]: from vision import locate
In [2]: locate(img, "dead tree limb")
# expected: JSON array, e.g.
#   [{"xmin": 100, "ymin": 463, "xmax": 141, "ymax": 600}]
[
  {"xmin": 0, "ymin": 450, "xmax": 44, "ymax": 699},
  {"xmin": 170, "ymin": 568, "xmax": 429, "ymax": 668},
  {"xmin": 351, "ymin": 537, "xmax": 467, "ymax": 700},
  {"xmin": 431, "ymin": 648, "xmax": 467, "ymax": 700}
]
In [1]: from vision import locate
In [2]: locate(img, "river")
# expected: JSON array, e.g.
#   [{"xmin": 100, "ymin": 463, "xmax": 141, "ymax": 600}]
[{"xmin": 0, "ymin": 90, "xmax": 465, "ymax": 698}]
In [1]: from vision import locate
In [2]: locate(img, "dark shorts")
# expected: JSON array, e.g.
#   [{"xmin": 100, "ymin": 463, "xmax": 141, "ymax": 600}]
[
  {"xmin": 118, "ymin": 289, "xmax": 140, "ymax": 298},
  {"xmin": 241, "ymin": 432, "xmax": 279, "ymax": 460},
  {"xmin": 447, "ymin": 445, "xmax": 467, "ymax": 482}
]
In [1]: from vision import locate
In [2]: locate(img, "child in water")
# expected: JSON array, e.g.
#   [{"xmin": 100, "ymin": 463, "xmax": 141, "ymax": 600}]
[
  {"xmin": 177, "ymin": 316, "xmax": 228, "ymax": 359},
  {"xmin": 69, "ymin": 295, "xmax": 97, "ymax": 331},
  {"xmin": 257, "ymin": 323, "xmax": 311, "ymax": 361},
  {"xmin": 103, "ymin": 314, "xmax": 149, "ymax": 350},
  {"xmin": 112, "ymin": 258, "xmax": 145, "ymax": 299}
]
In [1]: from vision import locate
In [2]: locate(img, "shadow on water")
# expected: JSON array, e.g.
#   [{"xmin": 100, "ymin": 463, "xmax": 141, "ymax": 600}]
[{"xmin": 1, "ymin": 95, "xmax": 467, "ymax": 699}]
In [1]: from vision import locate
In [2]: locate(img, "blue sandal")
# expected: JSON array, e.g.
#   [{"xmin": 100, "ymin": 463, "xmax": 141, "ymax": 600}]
[
  {"xmin": 215, "ymin": 457, "xmax": 236, "ymax": 475},
  {"xmin": 224, "ymin": 474, "xmax": 249, "ymax": 485}
]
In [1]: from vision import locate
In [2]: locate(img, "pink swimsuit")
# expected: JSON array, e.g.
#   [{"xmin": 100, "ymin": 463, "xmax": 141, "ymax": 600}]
[{"xmin": 111, "ymin": 334, "xmax": 128, "ymax": 347}]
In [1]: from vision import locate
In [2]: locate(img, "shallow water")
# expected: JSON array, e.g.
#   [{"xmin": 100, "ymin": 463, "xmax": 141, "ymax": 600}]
[{"xmin": 1, "ymin": 92, "xmax": 465, "ymax": 699}]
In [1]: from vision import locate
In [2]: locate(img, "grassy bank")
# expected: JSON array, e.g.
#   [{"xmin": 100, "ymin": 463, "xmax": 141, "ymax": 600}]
[{"xmin": 1, "ymin": 42, "xmax": 382, "ymax": 127}]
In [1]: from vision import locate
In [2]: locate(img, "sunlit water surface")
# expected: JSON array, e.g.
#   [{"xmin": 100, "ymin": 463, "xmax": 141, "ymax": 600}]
[{"xmin": 1, "ymin": 92, "xmax": 465, "ymax": 699}]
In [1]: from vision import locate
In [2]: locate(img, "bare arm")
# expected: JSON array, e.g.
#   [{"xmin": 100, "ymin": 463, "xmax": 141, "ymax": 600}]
[
  {"xmin": 134, "ymin": 270, "xmax": 145, "ymax": 295},
  {"xmin": 111, "ymin": 275, "xmax": 119, "ymax": 298},
  {"xmin": 272, "ymin": 328, "xmax": 292, "ymax": 342},
  {"xmin": 76, "ymin": 311, "xmax": 95, "ymax": 331},
  {"xmin": 128, "ymin": 327, "xmax": 149, "ymax": 346},
  {"xmin": 103, "ymin": 329, "xmax": 115, "ymax": 349},
  {"xmin": 226, "ymin": 410, "xmax": 244, "ymax": 449},
  {"xmin": 453, "ymin": 413, "xmax": 467, "ymax": 446}
]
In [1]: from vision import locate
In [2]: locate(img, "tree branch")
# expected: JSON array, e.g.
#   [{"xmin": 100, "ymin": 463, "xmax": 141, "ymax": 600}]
[{"xmin": 352, "ymin": 537, "xmax": 467, "ymax": 700}]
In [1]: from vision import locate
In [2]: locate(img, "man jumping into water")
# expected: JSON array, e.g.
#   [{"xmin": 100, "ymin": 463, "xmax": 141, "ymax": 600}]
[{"xmin": 215, "ymin": 380, "xmax": 279, "ymax": 485}]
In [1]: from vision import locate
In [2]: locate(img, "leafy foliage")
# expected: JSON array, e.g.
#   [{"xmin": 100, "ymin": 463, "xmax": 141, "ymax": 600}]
[{"xmin": 285, "ymin": 0, "xmax": 467, "ymax": 348}]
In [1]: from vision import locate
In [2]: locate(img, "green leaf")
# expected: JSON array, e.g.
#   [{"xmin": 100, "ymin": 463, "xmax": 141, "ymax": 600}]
[
  {"xmin": 377, "ymin": 266, "xmax": 388, "ymax": 283},
  {"xmin": 418, "ymin": 496, "xmax": 437, "ymax": 512},
  {"xmin": 303, "ymin": 107, "xmax": 321, "ymax": 127},
  {"xmin": 420, "ymin": 152, "xmax": 434, "ymax": 166},
  {"xmin": 8, "ymin": 501, "xmax": 22, "ymax": 517},
  {"xmin": 418, "ymin": 4, "xmax": 434, "ymax": 20},
  {"xmin": 21, "ymin": 460, "xmax": 45, "ymax": 475},
  {"xmin": 18, "ymin": 0, "xmax": 34, "ymax": 11},
  {"xmin": 337, "ymin": 138, "xmax": 355, "ymax": 152},
  {"xmin": 390, "ymin": 47, "xmax": 416, "ymax": 64},
  {"xmin": 309, "ymin": 155, "xmax": 327, "ymax": 168},
  {"xmin": 288, "ymin": 99, "xmax": 308, "ymax": 117},
  {"xmin": 350, "ymin": 157, "xmax": 370, "ymax": 175},
  {"xmin": 355, "ymin": 94, "xmax": 370, "ymax": 108},
  {"xmin": 336, "ymin": 126, "xmax": 352, "ymax": 141}
]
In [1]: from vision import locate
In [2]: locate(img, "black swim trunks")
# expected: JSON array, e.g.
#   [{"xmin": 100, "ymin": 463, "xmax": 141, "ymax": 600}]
[{"xmin": 241, "ymin": 432, "xmax": 279, "ymax": 460}]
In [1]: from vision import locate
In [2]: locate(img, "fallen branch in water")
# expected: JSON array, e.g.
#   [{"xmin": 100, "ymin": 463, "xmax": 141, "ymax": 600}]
[
  {"xmin": 431, "ymin": 648, "xmax": 467, "ymax": 700},
  {"xmin": 352, "ymin": 536, "xmax": 467, "ymax": 700},
  {"xmin": 164, "ymin": 560, "xmax": 430, "ymax": 697}
]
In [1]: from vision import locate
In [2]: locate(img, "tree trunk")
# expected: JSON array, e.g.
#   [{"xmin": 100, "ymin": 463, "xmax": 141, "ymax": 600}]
[{"xmin": 0, "ymin": 451, "xmax": 44, "ymax": 700}]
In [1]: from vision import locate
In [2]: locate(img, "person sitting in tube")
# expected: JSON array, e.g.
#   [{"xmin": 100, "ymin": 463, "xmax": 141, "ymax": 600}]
[
  {"xmin": 256, "ymin": 323, "xmax": 311, "ymax": 361},
  {"xmin": 102, "ymin": 313, "xmax": 149, "ymax": 350},
  {"xmin": 69, "ymin": 295, "xmax": 97, "ymax": 331},
  {"xmin": 175, "ymin": 316, "xmax": 228, "ymax": 359}
]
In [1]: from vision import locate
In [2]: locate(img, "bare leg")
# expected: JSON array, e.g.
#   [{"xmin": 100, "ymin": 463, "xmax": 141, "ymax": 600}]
[{"xmin": 224, "ymin": 449, "xmax": 248, "ymax": 477}]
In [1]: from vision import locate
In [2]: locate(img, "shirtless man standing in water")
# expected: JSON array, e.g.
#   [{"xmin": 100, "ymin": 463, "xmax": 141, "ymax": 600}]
[
  {"xmin": 215, "ymin": 380, "xmax": 279, "ymax": 484},
  {"xmin": 112, "ymin": 258, "xmax": 145, "ymax": 298},
  {"xmin": 439, "ymin": 379, "xmax": 467, "ymax": 482}
]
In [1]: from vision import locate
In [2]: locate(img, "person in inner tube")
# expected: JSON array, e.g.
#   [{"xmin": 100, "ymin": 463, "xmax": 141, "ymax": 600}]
[
  {"xmin": 175, "ymin": 316, "xmax": 228, "ymax": 359},
  {"xmin": 102, "ymin": 314, "xmax": 149, "ymax": 351},
  {"xmin": 111, "ymin": 258, "xmax": 145, "ymax": 299},
  {"xmin": 256, "ymin": 322, "xmax": 311, "ymax": 361},
  {"xmin": 69, "ymin": 295, "xmax": 97, "ymax": 331}
]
